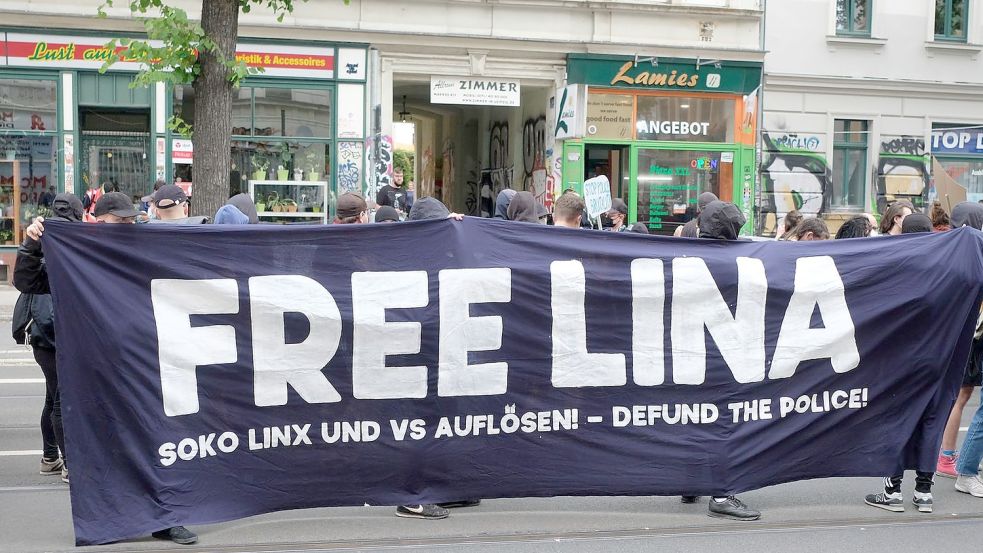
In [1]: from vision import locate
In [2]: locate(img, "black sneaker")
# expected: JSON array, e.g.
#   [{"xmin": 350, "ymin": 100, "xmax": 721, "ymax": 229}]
[
  {"xmin": 437, "ymin": 499, "xmax": 481, "ymax": 509},
  {"xmin": 707, "ymin": 496, "xmax": 760, "ymax": 521},
  {"xmin": 680, "ymin": 496, "xmax": 700, "ymax": 504},
  {"xmin": 864, "ymin": 492, "xmax": 904, "ymax": 513},
  {"xmin": 395, "ymin": 504, "xmax": 449, "ymax": 519},
  {"xmin": 151, "ymin": 526, "xmax": 198, "ymax": 545},
  {"xmin": 912, "ymin": 491, "xmax": 933, "ymax": 513}
]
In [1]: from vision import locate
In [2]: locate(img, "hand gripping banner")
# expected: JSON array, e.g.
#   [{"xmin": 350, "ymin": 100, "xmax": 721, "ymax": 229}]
[{"xmin": 40, "ymin": 219, "xmax": 983, "ymax": 545}]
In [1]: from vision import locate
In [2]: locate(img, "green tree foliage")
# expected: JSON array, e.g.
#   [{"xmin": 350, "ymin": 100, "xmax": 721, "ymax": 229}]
[
  {"xmin": 96, "ymin": 0, "xmax": 348, "ymax": 217},
  {"xmin": 393, "ymin": 150, "xmax": 415, "ymax": 184}
]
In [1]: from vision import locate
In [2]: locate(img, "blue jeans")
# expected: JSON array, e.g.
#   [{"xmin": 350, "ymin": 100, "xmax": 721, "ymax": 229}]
[{"xmin": 957, "ymin": 390, "xmax": 983, "ymax": 475}]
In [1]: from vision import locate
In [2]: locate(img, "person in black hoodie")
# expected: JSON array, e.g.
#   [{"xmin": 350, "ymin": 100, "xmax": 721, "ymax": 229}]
[
  {"xmin": 12, "ymin": 193, "xmax": 82, "ymax": 483},
  {"xmin": 15, "ymin": 194, "xmax": 199, "ymax": 546}
]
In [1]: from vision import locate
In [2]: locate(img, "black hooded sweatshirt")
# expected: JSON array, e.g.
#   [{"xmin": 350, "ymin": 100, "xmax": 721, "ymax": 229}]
[{"xmin": 12, "ymin": 193, "xmax": 84, "ymax": 349}]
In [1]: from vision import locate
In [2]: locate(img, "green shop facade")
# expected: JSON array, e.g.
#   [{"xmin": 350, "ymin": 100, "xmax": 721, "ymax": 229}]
[
  {"xmin": 557, "ymin": 55, "xmax": 762, "ymax": 235},
  {"xmin": 0, "ymin": 29, "xmax": 368, "ymax": 258}
]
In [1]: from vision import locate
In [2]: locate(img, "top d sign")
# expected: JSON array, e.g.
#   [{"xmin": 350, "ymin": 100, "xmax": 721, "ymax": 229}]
[{"xmin": 431, "ymin": 76, "xmax": 521, "ymax": 106}]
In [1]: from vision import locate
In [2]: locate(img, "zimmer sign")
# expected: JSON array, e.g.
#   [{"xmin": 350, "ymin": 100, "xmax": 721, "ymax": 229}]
[{"xmin": 431, "ymin": 76, "xmax": 521, "ymax": 106}]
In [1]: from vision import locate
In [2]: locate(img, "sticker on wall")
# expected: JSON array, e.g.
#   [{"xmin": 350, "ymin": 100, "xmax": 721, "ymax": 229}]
[
  {"xmin": 337, "ymin": 84, "xmax": 365, "ymax": 139},
  {"xmin": 721, "ymin": 152, "xmax": 734, "ymax": 163},
  {"xmin": 337, "ymin": 142, "xmax": 363, "ymax": 195},
  {"xmin": 155, "ymin": 137, "xmax": 166, "ymax": 180},
  {"xmin": 337, "ymin": 48, "xmax": 366, "ymax": 80},
  {"xmin": 63, "ymin": 134, "xmax": 74, "ymax": 194}
]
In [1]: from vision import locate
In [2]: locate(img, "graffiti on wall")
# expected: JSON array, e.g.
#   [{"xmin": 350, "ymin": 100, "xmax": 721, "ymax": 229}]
[
  {"xmin": 338, "ymin": 141, "xmax": 364, "ymax": 195},
  {"xmin": 371, "ymin": 134, "xmax": 394, "ymax": 194},
  {"xmin": 757, "ymin": 132, "xmax": 830, "ymax": 236},
  {"xmin": 876, "ymin": 136, "xmax": 929, "ymax": 214},
  {"xmin": 522, "ymin": 115, "xmax": 550, "ymax": 206},
  {"xmin": 441, "ymin": 138, "xmax": 456, "ymax": 210}
]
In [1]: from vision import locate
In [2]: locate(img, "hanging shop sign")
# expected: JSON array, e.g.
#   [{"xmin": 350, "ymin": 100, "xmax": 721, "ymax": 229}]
[
  {"xmin": 567, "ymin": 55, "xmax": 762, "ymax": 95},
  {"xmin": 586, "ymin": 93, "xmax": 633, "ymax": 139},
  {"xmin": 932, "ymin": 126, "xmax": 983, "ymax": 156},
  {"xmin": 172, "ymin": 139, "xmax": 193, "ymax": 165},
  {"xmin": 0, "ymin": 33, "xmax": 336, "ymax": 79},
  {"xmin": 554, "ymin": 84, "xmax": 585, "ymax": 141},
  {"xmin": 430, "ymin": 76, "xmax": 521, "ymax": 107}
]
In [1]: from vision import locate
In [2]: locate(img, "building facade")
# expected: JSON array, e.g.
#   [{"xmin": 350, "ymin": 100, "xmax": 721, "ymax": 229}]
[
  {"xmin": 761, "ymin": 0, "xmax": 983, "ymax": 235},
  {"xmin": 0, "ymin": 0, "xmax": 764, "ymax": 267}
]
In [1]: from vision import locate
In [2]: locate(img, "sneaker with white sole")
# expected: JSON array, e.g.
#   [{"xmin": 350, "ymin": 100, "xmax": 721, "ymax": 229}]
[
  {"xmin": 937, "ymin": 453, "xmax": 958, "ymax": 478},
  {"xmin": 912, "ymin": 491, "xmax": 933, "ymax": 513},
  {"xmin": 60, "ymin": 467, "xmax": 69, "ymax": 484},
  {"xmin": 864, "ymin": 491, "xmax": 904, "ymax": 512},
  {"xmin": 955, "ymin": 474, "xmax": 983, "ymax": 497},
  {"xmin": 40, "ymin": 457, "xmax": 64, "ymax": 476},
  {"xmin": 395, "ymin": 504, "xmax": 449, "ymax": 520}
]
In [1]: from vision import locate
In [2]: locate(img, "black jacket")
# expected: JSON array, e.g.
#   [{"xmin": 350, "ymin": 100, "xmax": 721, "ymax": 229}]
[{"xmin": 12, "ymin": 292, "xmax": 55, "ymax": 350}]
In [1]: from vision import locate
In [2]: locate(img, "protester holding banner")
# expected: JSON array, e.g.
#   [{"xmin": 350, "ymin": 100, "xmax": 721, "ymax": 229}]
[
  {"xmin": 689, "ymin": 200, "xmax": 762, "ymax": 521},
  {"xmin": 507, "ymin": 191, "xmax": 549, "ymax": 224},
  {"xmin": 863, "ymin": 214, "xmax": 937, "ymax": 513},
  {"xmin": 12, "ymin": 193, "xmax": 84, "ymax": 485},
  {"xmin": 17, "ymin": 193, "xmax": 199, "ymax": 546}
]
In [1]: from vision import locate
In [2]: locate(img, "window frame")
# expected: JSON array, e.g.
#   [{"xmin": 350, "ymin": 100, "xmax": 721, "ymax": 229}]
[
  {"xmin": 831, "ymin": 119, "xmax": 870, "ymax": 210},
  {"xmin": 935, "ymin": 0, "xmax": 969, "ymax": 42},
  {"xmin": 836, "ymin": 0, "xmax": 873, "ymax": 37}
]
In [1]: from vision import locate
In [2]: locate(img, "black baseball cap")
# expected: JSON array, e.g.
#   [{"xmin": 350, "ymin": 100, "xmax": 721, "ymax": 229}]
[
  {"xmin": 607, "ymin": 198, "xmax": 628, "ymax": 216},
  {"xmin": 152, "ymin": 184, "xmax": 188, "ymax": 208},
  {"xmin": 93, "ymin": 192, "xmax": 140, "ymax": 218}
]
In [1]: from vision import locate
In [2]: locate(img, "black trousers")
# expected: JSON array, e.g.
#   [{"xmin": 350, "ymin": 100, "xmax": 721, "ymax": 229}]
[
  {"xmin": 34, "ymin": 346, "xmax": 65, "ymax": 464},
  {"xmin": 885, "ymin": 471, "xmax": 933, "ymax": 494}
]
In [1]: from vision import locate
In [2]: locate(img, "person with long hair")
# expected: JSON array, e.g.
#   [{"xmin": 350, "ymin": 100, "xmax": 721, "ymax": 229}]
[
  {"xmin": 835, "ymin": 215, "xmax": 872, "ymax": 239},
  {"xmin": 931, "ymin": 201, "xmax": 952, "ymax": 232},
  {"xmin": 879, "ymin": 200, "xmax": 914, "ymax": 236},
  {"xmin": 778, "ymin": 209, "xmax": 803, "ymax": 240}
]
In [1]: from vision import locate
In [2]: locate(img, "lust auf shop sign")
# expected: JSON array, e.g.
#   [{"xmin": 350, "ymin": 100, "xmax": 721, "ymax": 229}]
[{"xmin": 154, "ymin": 256, "xmax": 859, "ymax": 417}]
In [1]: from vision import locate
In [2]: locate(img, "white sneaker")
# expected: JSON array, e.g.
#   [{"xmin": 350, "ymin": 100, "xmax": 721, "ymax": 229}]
[{"xmin": 955, "ymin": 474, "xmax": 983, "ymax": 497}]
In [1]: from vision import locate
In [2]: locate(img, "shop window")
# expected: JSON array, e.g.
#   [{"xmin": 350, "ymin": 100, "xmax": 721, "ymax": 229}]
[
  {"xmin": 175, "ymin": 85, "xmax": 332, "ymax": 138},
  {"xmin": 0, "ymin": 78, "xmax": 58, "ymax": 245},
  {"xmin": 232, "ymin": 140, "xmax": 331, "ymax": 195},
  {"xmin": 935, "ymin": 0, "xmax": 967, "ymax": 41},
  {"xmin": 832, "ymin": 119, "xmax": 869, "ymax": 209},
  {"xmin": 635, "ymin": 96, "xmax": 735, "ymax": 143},
  {"xmin": 635, "ymin": 149, "xmax": 730, "ymax": 234},
  {"xmin": 835, "ymin": 0, "xmax": 871, "ymax": 36}
]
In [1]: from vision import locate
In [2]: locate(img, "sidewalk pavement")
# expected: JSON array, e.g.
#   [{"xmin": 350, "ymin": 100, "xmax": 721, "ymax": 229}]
[{"xmin": 0, "ymin": 284, "xmax": 18, "ymax": 320}]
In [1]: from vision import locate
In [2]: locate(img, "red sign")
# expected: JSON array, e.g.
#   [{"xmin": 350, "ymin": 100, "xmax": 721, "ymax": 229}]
[{"xmin": 0, "ymin": 34, "xmax": 336, "ymax": 79}]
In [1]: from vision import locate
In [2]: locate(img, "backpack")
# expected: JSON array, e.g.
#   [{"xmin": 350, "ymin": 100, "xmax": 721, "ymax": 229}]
[{"xmin": 11, "ymin": 293, "xmax": 32, "ymax": 345}]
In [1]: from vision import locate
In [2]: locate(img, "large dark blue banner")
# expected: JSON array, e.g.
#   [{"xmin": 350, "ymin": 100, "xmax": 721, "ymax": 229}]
[{"xmin": 41, "ymin": 219, "xmax": 983, "ymax": 545}]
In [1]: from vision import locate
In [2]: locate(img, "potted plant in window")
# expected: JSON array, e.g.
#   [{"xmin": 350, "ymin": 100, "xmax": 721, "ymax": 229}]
[
  {"xmin": 276, "ymin": 165, "xmax": 290, "ymax": 181},
  {"xmin": 255, "ymin": 193, "xmax": 267, "ymax": 213},
  {"xmin": 0, "ymin": 229, "xmax": 14, "ymax": 245},
  {"xmin": 281, "ymin": 198, "xmax": 298, "ymax": 212},
  {"xmin": 266, "ymin": 192, "xmax": 283, "ymax": 212},
  {"xmin": 251, "ymin": 154, "xmax": 269, "ymax": 181}
]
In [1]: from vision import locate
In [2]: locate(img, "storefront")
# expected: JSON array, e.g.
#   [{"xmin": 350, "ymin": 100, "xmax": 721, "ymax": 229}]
[
  {"xmin": 932, "ymin": 124, "xmax": 983, "ymax": 202},
  {"xmin": 0, "ymin": 30, "xmax": 368, "ymax": 262},
  {"xmin": 557, "ymin": 55, "xmax": 761, "ymax": 235}
]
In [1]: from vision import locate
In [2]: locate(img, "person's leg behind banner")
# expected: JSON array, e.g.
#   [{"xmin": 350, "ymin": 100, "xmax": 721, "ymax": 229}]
[
  {"xmin": 955, "ymin": 390, "xmax": 983, "ymax": 497},
  {"xmin": 708, "ymin": 496, "xmax": 760, "ymax": 521},
  {"xmin": 34, "ymin": 346, "xmax": 64, "ymax": 477},
  {"xmin": 865, "ymin": 475, "xmax": 905, "ymax": 512},
  {"xmin": 939, "ymin": 386, "xmax": 974, "ymax": 478}
]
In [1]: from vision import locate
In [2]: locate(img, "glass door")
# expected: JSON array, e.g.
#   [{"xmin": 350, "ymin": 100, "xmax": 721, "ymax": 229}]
[
  {"xmin": 78, "ymin": 132, "xmax": 151, "ymax": 208},
  {"xmin": 634, "ymin": 148, "xmax": 735, "ymax": 235}
]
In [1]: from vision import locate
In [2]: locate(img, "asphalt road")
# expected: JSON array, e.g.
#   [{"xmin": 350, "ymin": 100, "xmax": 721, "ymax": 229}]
[{"xmin": 1, "ymin": 285, "xmax": 982, "ymax": 552}]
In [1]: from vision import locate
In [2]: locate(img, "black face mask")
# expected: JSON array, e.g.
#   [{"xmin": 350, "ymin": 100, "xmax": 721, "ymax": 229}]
[{"xmin": 600, "ymin": 214, "xmax": 615, "ymax": 228}]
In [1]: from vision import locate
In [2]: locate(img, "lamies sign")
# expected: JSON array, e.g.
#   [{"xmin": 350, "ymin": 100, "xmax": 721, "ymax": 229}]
[{"xmin": 431, "ymin": 76, "xmax": 521, "ymax": 106}]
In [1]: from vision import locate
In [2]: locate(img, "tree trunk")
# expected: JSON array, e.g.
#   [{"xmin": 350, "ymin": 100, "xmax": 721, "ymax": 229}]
[{"xmin": 191, "ymin": 0, "xmax": 238, "ymax": 219}]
